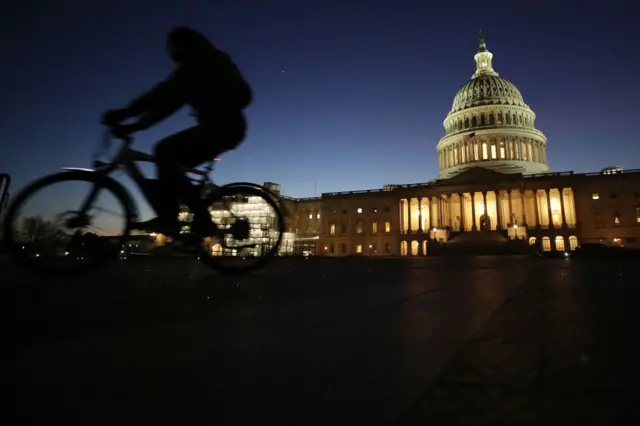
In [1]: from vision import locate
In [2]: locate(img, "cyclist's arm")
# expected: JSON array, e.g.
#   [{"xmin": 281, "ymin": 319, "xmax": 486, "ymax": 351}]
[{"xmin": 124, "ymin": 71, "xmax": 185, "ymax": 121}]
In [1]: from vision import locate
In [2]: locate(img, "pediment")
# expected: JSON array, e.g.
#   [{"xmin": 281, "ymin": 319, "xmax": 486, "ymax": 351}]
[{"xmin": 443, "ymin": 167, "xmax": 519, "ymax": 185}]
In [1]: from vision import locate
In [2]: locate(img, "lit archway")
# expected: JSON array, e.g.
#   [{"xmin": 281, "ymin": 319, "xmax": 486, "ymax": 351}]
[
  {"xmin": 555, "ymin": 236, "xmax": 565, "ymax": 251},
  {"xmin": 411, "ymin": 240, "xmax": 419, "ymax": 256},
  {"xmin": 528, "ymin": 237, "xmax": 537, "ymax": 246},
  {"xmin": 422, "ymin": 241, "xmax": 428, "ymax": 256},
  {"xmin": 569, "ymin": 236, "xmax": 578, "ymax": 251},
  {"xmin": 542, "ymin": 236, "xmax": 551, "ymax": 251},
  {"xmin": 400, "ymin": 241, "xmax": 408, "ymax": 256}
]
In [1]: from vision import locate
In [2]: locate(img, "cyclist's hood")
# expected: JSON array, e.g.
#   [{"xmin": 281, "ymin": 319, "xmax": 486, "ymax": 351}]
[{"xmin": 167, "ymin": 26, "xmax": 218, "ymax": 66}]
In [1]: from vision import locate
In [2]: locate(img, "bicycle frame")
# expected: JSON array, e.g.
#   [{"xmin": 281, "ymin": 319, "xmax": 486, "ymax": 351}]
[{"xmin": 64, "ymin": 134, "xmax": 213, "ymax": 222}]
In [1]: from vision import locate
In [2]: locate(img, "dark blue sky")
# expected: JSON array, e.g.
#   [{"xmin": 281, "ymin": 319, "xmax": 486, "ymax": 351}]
[{"xmin": 2, "ymin": 0, "xmax": 639, "ymax": 198}]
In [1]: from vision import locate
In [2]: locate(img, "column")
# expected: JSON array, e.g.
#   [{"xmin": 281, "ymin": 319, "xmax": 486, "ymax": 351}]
[
  {"xmin": 458, "ymin": 193, "xmax": 465, "ymax": 232},
  {"xmin": 428, "ymin": 198, "xmax": 433, "ymax": 230},
  {"xmin": 559, "ymin": 188, "xmax": 567, "ymax": 227},
  {"xmin": 545, "ymin": 189, "xmax": 553, "ymax": 228},
  {"xmin": 496, "ymin": 190, "xmax": 503, "ymax": 230},
  {"xmin": 399, "ymin": 199, "xmax": 404, "ymax": 234},
  {"xmin": 418, "ymin": 197, "xmax": 423, "ymax": 233},
  {"xmin": 507, "ymin": 190, "xmax": 513, "ymax": 226},
  {"xmin": 407, "ymin": 198, "xmax": 413, "ymax": 234},
  {"xmin": 533, "ymin": 191, "xmax": 540, "ymax": 227},
  {"xmin": 482, "ymin": 192, "xmax": 488, "ymax": 230},
  {"xmin": 520, "ymin": 189, "xmax": 527, "ymax": 226},
  {"xmin": 446, "ymin": 194, "xmax": 452, "ymax": 228},
  {"xmin": 471, "ymin": 192, "xmax": 477, "ymax": 231}
]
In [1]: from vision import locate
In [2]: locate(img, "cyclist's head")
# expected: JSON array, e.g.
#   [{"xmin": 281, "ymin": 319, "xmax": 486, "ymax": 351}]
[{"xmin": 167, "ymin": 26, "xmax": 217, "ymax": 65}]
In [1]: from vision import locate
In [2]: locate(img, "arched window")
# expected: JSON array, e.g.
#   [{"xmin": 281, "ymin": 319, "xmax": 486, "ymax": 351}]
[
  {"xmin": 555, "ymin": 236, "xmax": 565, "ymax": 251},
  {"xmin": 506, "ymin": 114, "xmax": 511, "ymax": 125},
  {"xmin": 569, "ymin": 236, "xmax": 578, "ymax": 250},
  {"xmin": 513, "ymin": 114, "xmax": 517, "ymax": 125},
  {"xmin": 518, "ymin": 115, "xmax": 523, "ymax": 125},
  {"xmin": 411, "ymin": 240, "xmax": 419, "ymax": 256},
  {"xmin": 480, "ymin": 114, "xmax": 486, "ymax": 125},
  {"xmin": 458, "ymin": 119, "xmax": 462, "ymax": 129},
  {"xmin": 400, "ymin": 241, "xmax": 408, "ymax": 256},
  {"xmin": 497, "ymin": 113, "xmax": 503, "ymax": 124},
  {"xmin": 472, "ymin": 116, "xmax": 477, "ymax": 127},
  {"xmin": 542, "ymin": 237, "xmax": 551, "ymax": 251},
  {"xmin": 529, "ymin": 237, "xmax": 537, "ymax": 246},
  {"xmin": 464, "ymin": 118, "xmax": 470, "ymax": 128},
  {"xmin": 489, "ymin": 113, "xmax": 495, "ymax": 125}
]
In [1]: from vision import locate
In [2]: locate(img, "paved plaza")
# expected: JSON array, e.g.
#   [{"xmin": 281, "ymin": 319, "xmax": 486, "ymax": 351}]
[{"xmin": 4, "ymin": 255, "xmax": 639, "ymax": 425}]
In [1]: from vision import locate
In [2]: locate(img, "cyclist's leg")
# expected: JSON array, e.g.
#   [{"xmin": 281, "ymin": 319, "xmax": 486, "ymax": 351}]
[{"xmin": 152, "ymin": 120, "xmax": 245, "ymax": 235}]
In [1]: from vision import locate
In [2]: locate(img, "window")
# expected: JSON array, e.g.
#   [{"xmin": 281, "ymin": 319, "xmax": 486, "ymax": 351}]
[
  {"xmin": 506, "ymin": 114, "xmax": 511, "ymax": 125},
  {"xmin": 592, "ymin": 193, "xmax": 600, "ymax": 200},
  {"xmin": 555, "ymin": 236, "xmax": 565, "ymax": 251},
  {"xmin": 509, "ymin": 141, "xmax": 515, "ymax": 159},
  {"xmin": 528, "ymin": 237, "xmax": 536, "ymax": 246},
  {"xmin": 317, "ymin": 213, "xmax": 320, "ymax": 219},
  {"xmin": 454, "ymin": 148, "xmax": 459, "ymax": 165},
  {"xmin": 329, "ymin": 244, "xmax": 334, "ymax": 254},
  {"xmin": 356, "ymin": 244, "xmax": 362, "ymax": 254},
  {"xmin": 465, "ymin": 118, "xmax": 470, "ymax": 128},
  {"xmin": 341, "ymin": 243, "xmax": 347, "ymax": 254},
  {"xmin": 636, "ymin": 206, "xmax": 640, "ymax": 223},
  {"xmin": 528, "ymin": 143, "xmax": 533, "ymax": 161},
  {"xmin": 357, "ymin": 208, "xmax": 362, "ymax": 214},
  {"xmin": 371, "ymin": 243, "xmax": 377, "ymax": 253},
  {"xmin": 491, "ymin": 144, "xmax": 497, "ymax": 159},
  {"xmin": 330, "ymin": 224, "xmax": 336, "ymax": 235},
  {"xmin": 521, "ymin": 142, "xmax": 528, "ymax": 160},
  {"xmin": 569, "ymin": 236, "xmax": 578, "ymax": 250},
  {"xmin": 309, "ymin": 214, "xmax": 312, "ymax": 219},
  {"xmin": 372, "ymin": 222, "xmax": 378, "ymax": 234},
  {"xmin": 489, "ymin": 113, "xmax": 495, "ymax": 125},
  {"xmin": 497, "ymin": 113, "xmax": 503, "ymax": 124},
  {"xmin": 482, "ymin": 142, "xmax": 488, "ymax": 160},
  {"xmin": 356, "ymin": 220, "xmax": 363, "ymax": 234},
  {"xmin": 474, "ymin": 143, "xmax": 479, "ymax": 160},
  {"xmin": 499, "ymin": 142, "xmax": 505, "ymax": 159},
  {"xmin": 614, "ymin": 212, "xmax": 620, "ymax": 224},
  {"xmin": 472, "ymin": 116, "xmax": 477, "ymax": 127},
  {"xmin": 385, "ymin": 242, "xmax": 391, "ymax": 253},
  {"xmin": 542, "ymin": 236, "xmax": 551, "ymax": 251},
  {"xmin": 385, "ymin": 221, "xmax": 391, "ymax": 233},
  {"xmin": 481, "ymin": 115, "xmax": 486, "ymax": 125}
]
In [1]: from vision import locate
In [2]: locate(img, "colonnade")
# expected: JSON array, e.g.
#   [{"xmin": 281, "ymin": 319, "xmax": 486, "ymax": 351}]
[
  {"xmin": 438, "ymin": 137, "xmax": 546, "ymax": 170},
  {"xmin": 399, "ymin": 188, "xmax": 577, "ymax": 234}
]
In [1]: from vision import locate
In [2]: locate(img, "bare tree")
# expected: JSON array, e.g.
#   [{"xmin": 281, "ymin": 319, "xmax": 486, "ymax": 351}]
[{"xmin": 21, "ymin": 216, "xmax": 59, "ymax": 243}]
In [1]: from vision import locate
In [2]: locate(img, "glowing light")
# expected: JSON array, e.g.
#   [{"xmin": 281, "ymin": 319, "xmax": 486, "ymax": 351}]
[
  {"xmin": 514, "ymin": 224, "xmax": 518, "ymax": 229},
  {"xmin": 357, "ymin": 208, "xmax": 362, "ymax": 214},
  {"xmin": 592, "ymin": 193, "xmax": 599, "ymax": 200},
  {"xmin": 213, "ymin": 158, "xmax": 221, "ymax": 162}
]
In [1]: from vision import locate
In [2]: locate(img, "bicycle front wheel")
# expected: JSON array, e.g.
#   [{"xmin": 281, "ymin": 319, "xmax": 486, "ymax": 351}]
[
  {"xmin": 197, "ymin": 184, "xmax": 285, "ymax": 274},
  {"xmin": 2, "ymin": 170, "xmax": 135, "ymax": 278}
]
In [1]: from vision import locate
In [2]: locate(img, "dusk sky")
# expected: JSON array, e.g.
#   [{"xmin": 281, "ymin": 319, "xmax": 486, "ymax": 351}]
[{"xmin": 2, "ymin": 0, "xmax": 639, "ymax": 199}]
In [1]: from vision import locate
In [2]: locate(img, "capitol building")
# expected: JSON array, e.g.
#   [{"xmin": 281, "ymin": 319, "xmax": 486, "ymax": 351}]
[{"xmin": 164, "ymin": 32, "xmax": 640, "ymax": 256}]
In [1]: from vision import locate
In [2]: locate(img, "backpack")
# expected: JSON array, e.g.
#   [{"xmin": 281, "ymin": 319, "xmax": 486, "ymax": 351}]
[{"xmin": 219, "ymin": 51, "xmax": 253, "ymax": 110}]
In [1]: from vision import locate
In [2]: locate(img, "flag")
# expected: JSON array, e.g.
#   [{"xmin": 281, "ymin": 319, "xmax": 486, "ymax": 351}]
[{"xmin": 463, "ymin": 132, "xmax": 476, "ymax": 143}]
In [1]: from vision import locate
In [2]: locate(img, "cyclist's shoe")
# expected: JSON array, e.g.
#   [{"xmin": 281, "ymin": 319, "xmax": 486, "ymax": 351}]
[{"xmin": 134, "ymin": 217, "xmax": 180, "ymax": 238}]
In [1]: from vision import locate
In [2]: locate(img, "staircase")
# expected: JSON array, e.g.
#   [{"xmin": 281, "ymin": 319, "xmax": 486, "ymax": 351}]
[{"xmin": 439, "ymin": 230, "xmax": 527, "ymax": 255}]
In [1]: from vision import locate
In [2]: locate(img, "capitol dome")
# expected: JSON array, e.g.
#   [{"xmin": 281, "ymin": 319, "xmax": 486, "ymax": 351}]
[{"xmin": 437, "ymin": 31, "xmax": 548, "ymax": 179}]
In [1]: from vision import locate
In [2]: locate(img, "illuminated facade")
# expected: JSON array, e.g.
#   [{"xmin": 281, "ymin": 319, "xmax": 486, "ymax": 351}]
[{"xmin": 154, "ymin": 32, "xmax": 640, "ymax": 256}]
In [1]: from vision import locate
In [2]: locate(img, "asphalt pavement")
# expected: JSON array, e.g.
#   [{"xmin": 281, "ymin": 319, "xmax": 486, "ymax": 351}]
[{"xmin": 5, "ymin": 256, "xmax": 640, "ymax": 425}]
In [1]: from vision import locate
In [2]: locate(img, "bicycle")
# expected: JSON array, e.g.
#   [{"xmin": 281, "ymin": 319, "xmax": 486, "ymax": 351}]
[{"xmin": 1, "ymin": 129, "xmax": 285, "ymax": 277}]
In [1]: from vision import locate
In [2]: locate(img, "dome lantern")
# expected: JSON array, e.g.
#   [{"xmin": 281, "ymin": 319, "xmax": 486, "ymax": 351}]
[{"xmin": 472, "ymin": 29, "xmax": 498, "ymax": 79}]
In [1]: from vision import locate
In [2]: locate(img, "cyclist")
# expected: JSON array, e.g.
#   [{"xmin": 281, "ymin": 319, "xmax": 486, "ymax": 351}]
[{"xmin": 101, "ymin": 26, "xmax": 252, "ymax": 238}]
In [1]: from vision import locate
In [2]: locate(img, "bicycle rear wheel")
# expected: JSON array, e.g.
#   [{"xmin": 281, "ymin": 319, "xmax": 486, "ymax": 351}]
[
  {"xmin": 2, "ymin": 170, "xmax": 135, "ymax": 278},
  {"xmin": 197, "ymin": 184, "xmax": 285, "ymax": 274}
]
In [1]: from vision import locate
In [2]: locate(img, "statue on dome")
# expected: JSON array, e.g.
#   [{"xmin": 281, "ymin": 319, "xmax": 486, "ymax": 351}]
[{"xmin": 478, "ymin": 29, "xmax": 486, "ymax": 47}]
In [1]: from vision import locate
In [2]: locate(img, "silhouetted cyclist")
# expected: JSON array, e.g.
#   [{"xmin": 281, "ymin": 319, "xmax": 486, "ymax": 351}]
[{"xmin": 101, "ymin": 26, "xmax": 252, "ymax": 237}]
